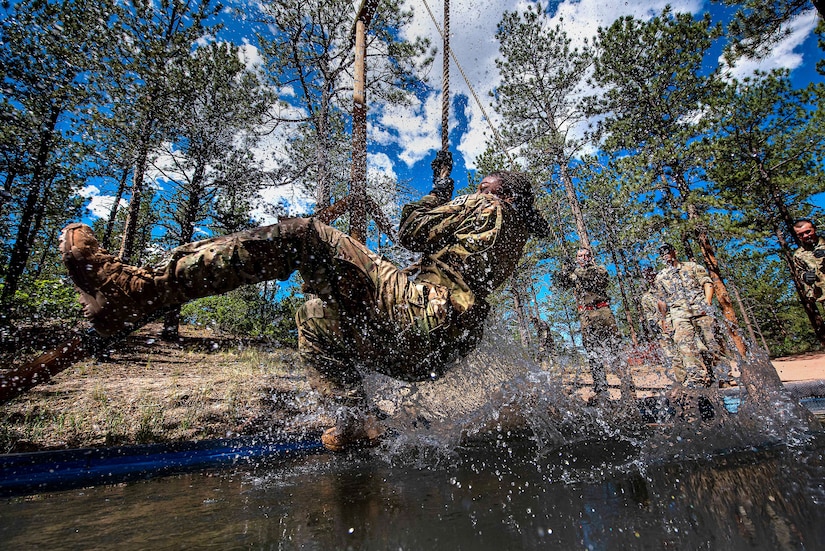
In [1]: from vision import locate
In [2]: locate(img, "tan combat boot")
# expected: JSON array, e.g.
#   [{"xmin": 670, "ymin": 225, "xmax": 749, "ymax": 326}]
[
  {"xmin": 321, "ymin": 412, "xmax": 385, "ymax": 452},
  {"xmin": 60, "ymin": 223, "xmax": 159, "ymax": 337}
]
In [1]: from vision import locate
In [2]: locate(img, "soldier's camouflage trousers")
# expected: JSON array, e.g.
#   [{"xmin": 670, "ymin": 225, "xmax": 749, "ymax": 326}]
[
  {"xmin": 580, "ymin": 307, "xmax": 622, "ymax": 395},
  {"xmin": 670, "ymin": 313, "xmax": 730, "ymax": 388},
  {"xmin": 145, "ymin": 217, "xmax": 487, "ymax": 404}
]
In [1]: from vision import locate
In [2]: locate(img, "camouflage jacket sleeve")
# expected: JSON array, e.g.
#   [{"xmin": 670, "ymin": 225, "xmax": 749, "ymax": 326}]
[
  {"xmin": 398, "ymin": 193, "xmax": 499, "ymax": 254},
  {"xmin": 794, "ymin": 238, "xmax": 825, "ymax": 301},
  {"xmin": 686, "ymin": 262, "xmax": 712, "ymax": 288}
]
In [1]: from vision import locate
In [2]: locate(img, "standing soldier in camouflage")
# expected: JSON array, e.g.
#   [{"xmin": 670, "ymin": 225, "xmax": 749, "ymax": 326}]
[
  {"xmin": 530, "ymin": 316, "xmax": 556, "ymax": 367},
  {"xmin": 654, "ymin": 243, "xmax": 735, "ymax": 390},
  {"xmin": 554, "ymin": 248, "xmax": 627, "ymax": 403},
  {"xmin": 793, "ymin": 219, "xmax": 825, "ymax": 304},
  {"xmin": 640, "ymin": 267, "xmax": 682, "ymax": 378},
  {"xmin": 58, "ymin": 151, "xmax": 549, "ymax": 451}
]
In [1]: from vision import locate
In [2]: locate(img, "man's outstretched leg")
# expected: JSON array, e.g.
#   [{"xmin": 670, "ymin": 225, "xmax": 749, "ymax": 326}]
[
  {"xmin": 61, "ymin": 221, "xmax": 389, "ymax": 451},
  {"xmin": 60, "ymin": 220, "xmax": 313, "ymax": 337}
]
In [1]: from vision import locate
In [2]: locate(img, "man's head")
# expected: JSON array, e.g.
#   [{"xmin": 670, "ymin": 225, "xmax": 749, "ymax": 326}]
[
  {"xmin": 794, "ymin": 219, "xmax": 818, "ymax": 247},
  {"xmin": 576, "ymin": 248, "xmax": 593, "ymax": 267},
  {"xmin": 479, "ymin": 171, "xmax": 550, "ymax": 237},
  {"xmin": 642, "ymin": 266, "xmax": 657, "ymax": 284},
  {"xmin": 658, "ymin": 242, "xmax": 678, "ymax": 266}
]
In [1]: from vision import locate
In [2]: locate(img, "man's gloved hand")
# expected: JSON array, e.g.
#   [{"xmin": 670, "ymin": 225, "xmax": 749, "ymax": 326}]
[
  {"xmin": 431, "ymin": 150, "xmax": 452, "ymax": 179},
  {"xmin": 813, "ymin": 248, "xmax": 825, "ymax": 258},
  {"xmin": 430, "ymin": 176, "xmax": 454, "ymax": 200},
  {"xmin": 429, "ymin": 151, "xmax": 454, "ymax": 200},
  {"xmin": 803, "ymin": 270, "xmax": 818, "ymax": 285}
]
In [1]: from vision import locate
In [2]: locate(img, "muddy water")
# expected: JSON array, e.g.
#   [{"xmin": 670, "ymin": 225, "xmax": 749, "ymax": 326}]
[
  {"xmin": 3, "ymin": 333, "xmax": 825, "ymax": 549},
  {"xmin": 1, "ymin": 435, "xmax": 825, "ymax": 550}
]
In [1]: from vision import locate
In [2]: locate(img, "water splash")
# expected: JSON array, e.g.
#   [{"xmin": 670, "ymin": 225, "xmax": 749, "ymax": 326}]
[{"xmin": 361, "ymin": 327, "xmax": 820, "ymax": 472}]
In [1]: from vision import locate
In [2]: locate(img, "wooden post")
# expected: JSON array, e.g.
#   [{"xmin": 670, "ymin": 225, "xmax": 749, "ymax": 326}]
[{"xmin": 350, "ymin": 1, "xmax": 379, "ymax": 243}]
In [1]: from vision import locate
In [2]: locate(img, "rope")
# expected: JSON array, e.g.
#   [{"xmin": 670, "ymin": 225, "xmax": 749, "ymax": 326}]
[
  {"xmin": 441, "ymin": 0, "xmax": 449, "ymax": 151},
  {"xmin": 420, "ymin": 0, "xmax": 515, "ymax": 168}
]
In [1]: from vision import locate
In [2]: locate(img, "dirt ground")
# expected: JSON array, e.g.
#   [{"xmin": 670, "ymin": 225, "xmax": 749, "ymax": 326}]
[
  {"xmin": 1, "ymin": 322, "xmax": 824, "ymax": 453},
  {"xmin": 0, "ymin": 323, "xmax": 330, "ymax": 453}
]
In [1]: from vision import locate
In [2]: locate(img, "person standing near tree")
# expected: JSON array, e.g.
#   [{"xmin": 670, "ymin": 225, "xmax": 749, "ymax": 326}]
[
  {"xmin": 792, "ymin": 219, "xmax": 825, "ymax": 304},
  {"xmin": 654, "ymin": 243, "xmax": 735, "ymax": 390},
  {"xmin": 640, "ymin": 267, "xmax": 682, "ymax": 379},
  {"xmin": 554, "ymin": 248, "xmax": 627, "ymax": 403}
]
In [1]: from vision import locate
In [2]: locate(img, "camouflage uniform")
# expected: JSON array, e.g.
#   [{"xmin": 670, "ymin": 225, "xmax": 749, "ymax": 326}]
[
  {"xmin": 654, "ymin": 262, "xmax": 730, "ymax": 388},
  {"xmin": 139, "ymin": 192, "xmax": 526, "ymax": 405},
  {"xmin": 294, "ymin": 192, "xmax": 529, "ymax": 401},
  {"xmin": 793, "ymin": 236, "xmax": 825, "ymax": 302},
  {"xmin": 556, "ymin": 264, "xmax": 621, "ymax": 394},
  {"xmin": 640, "ymin": 288, "xmax": 682, "ymax": 377}
]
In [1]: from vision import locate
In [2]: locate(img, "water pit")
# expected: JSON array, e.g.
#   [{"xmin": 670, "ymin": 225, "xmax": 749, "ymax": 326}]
[{"xmin": 2, "ymin": 338, "xmax": 824, "ymax": 549}]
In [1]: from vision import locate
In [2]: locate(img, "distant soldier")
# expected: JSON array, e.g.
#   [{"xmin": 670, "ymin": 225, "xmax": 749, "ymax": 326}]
[
  {"xmin": 655, "ymin": 243, "xmax": 735, "ymax": 389},
  {"xmin": 554, "ymin": 248, "xmax": 627, "ymax": 402},
  {"xmin": 792, "ymin": 219, "xmax": 825, "ymax": 304},
  {"xmin": 531, "ymin": 316, "xmax": 555, "ymax": 366},
  {"xmin": 640, "ymin": 267, "xmax": 682, "ymax": 378}
]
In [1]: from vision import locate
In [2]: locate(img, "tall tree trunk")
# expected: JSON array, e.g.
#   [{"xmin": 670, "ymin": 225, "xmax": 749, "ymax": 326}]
[
  {"xmin": 0, "ymin": 105, "xmax": 61, "ymax": 308},
  {"xmin": 316, "ymin": 90, "xmax": 331, "ymax": 209},
  {"xmin": 0, "ymin": 167, "xmax": 18, "ymax": 218},
  {"xmin": 162, "ymin": 163, "xmax": 206, "ymax": 341},
  {"xmin": 103, "ymin": 167, "xmax": 131, "ymax": 249},
  {"xmin": 510, "ymin": 283, "xmax": 530, "ymax": 347},
  {"xmin": 676, "ymin": 172, "xmax": 747, "ymax": 355},
  {"xmin": 559, "ymin": 163, "xmax": 590, "ymax": 250},
  {"xmin": 600, "ymin": 218, "xmax": 639, "ymax": 345},
  {"xmin": 350, "ymin": 17, "xmax": 368, "ymax": 243},
  {"xmin": 120, "ymin": 121, "xmax": 154, "ymax": 263}
]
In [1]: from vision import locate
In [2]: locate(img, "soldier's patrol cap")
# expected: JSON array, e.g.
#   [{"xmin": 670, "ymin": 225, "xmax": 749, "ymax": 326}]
[{"xmin": 658, "ymin": 242, "xmax": 676, "ymax": 253}]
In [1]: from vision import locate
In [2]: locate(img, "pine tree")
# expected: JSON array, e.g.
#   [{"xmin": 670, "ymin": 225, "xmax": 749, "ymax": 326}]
[
  {"xmin": 588, "ymin": 8, "xmax": 748, "ymax": 354},
  {"xmin": 0, "ymin": 0, "xmax": 119, "ymax": 312}
]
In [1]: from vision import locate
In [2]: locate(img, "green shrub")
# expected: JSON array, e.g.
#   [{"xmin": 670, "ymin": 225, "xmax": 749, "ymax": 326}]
[
  {"xmin": 4, "ymin": 277, "xmax": 83, "ymax": 324},
  {"xmin": 180, "ymin": 285, "xmax": 302, "ymax": 347}
]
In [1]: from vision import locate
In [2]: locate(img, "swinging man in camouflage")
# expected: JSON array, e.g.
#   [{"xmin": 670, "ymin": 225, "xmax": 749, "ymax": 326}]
[{"xmin": 59, "ymin": 152, "xmax": 548, "ymax": 451}]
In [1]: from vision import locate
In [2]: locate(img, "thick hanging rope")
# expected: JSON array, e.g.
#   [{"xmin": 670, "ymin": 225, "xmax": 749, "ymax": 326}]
[
  {"xmin": 441, "ymin": 0, "xmax": 449, "ymax": 152},
  {"xmin": 420, "ymin": 0, "xmax": 515, "ymax": 169}
]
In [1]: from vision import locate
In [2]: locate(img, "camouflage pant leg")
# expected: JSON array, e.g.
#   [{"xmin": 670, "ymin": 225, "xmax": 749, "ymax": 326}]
[
  {"xmin": 658, "ymin": 335, "xmax": 685, "ymax": 383},
  {"xmin": 580, "ymin": 308, "xmax": 620, "ymax": 394},
  {"xmin": 153, "ymin": 217, "xmax": 316, "ymax": 304},
  {"xmin": 693, "ymin": 314, "xmax": 732, "ymax": 381},
  {"xmin": 295, "ymin": 298, "xmax": 367, "ymax": 404},
  {"xmin": 671, "ymin": 316, "xmax": 712, "ymax": 388}
]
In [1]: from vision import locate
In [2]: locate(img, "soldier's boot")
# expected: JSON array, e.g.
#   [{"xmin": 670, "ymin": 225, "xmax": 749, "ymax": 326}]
[
  {"xmin": 60, "ymin": 219, "xmax": 314, "ymax": 337},
  {"xmin": 60, "ymin": 223, "xmax": 161, "ymax": 336},
  {"xmin": 301, "ymin": 346, "xmax": 386, "ymax": 452},
  {"xmin": 321, "ymin": 409, "xmax": 386, "ymax": 452}
]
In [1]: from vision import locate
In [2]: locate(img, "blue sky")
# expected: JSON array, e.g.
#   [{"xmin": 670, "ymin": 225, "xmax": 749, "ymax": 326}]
[
  {"xmin": 77, "ymin": 1, "xmax": 825, "ymax": 224},
  {"xmin": 255, "ymin": 0, "xmax": 824, "ymax": 218}
]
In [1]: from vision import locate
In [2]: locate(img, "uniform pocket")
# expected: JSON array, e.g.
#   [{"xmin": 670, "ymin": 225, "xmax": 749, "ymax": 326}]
[{"xmin": 404, "ymin": 283, "xmax": 452, "ymax": 334}]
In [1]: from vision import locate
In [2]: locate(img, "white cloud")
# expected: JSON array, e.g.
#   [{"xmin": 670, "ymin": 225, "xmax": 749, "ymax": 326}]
[
  {"xmin": 238, "ymin": 40, "xmax": 265, "ymax": 70},
  {"xmin": 721, "ymin": 9, "xmax": 820, "ymax": 81},
  {"xmin": 252, "ymin": 184, "xmax": 315, "ymax": 225},
  {"xmin": 78, "ymin": 185, "xmax": 127, "ymax": 219},
  {"xmin": 367, "ymin": 151, "xmax": 397, "ymax": 180},
  {"xmin": 373, "ymin": 94, "xmax": 442, "ymax": 167}
]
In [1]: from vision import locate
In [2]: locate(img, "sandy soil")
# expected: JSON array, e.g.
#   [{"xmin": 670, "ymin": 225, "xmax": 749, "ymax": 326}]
[
  {"xmin": 771, "ymin": 351, "xmax": 825, "ymax": 383},
  {"xmin": 1, "ymin": 322, "xmax": 823, "ymax": 453}
]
